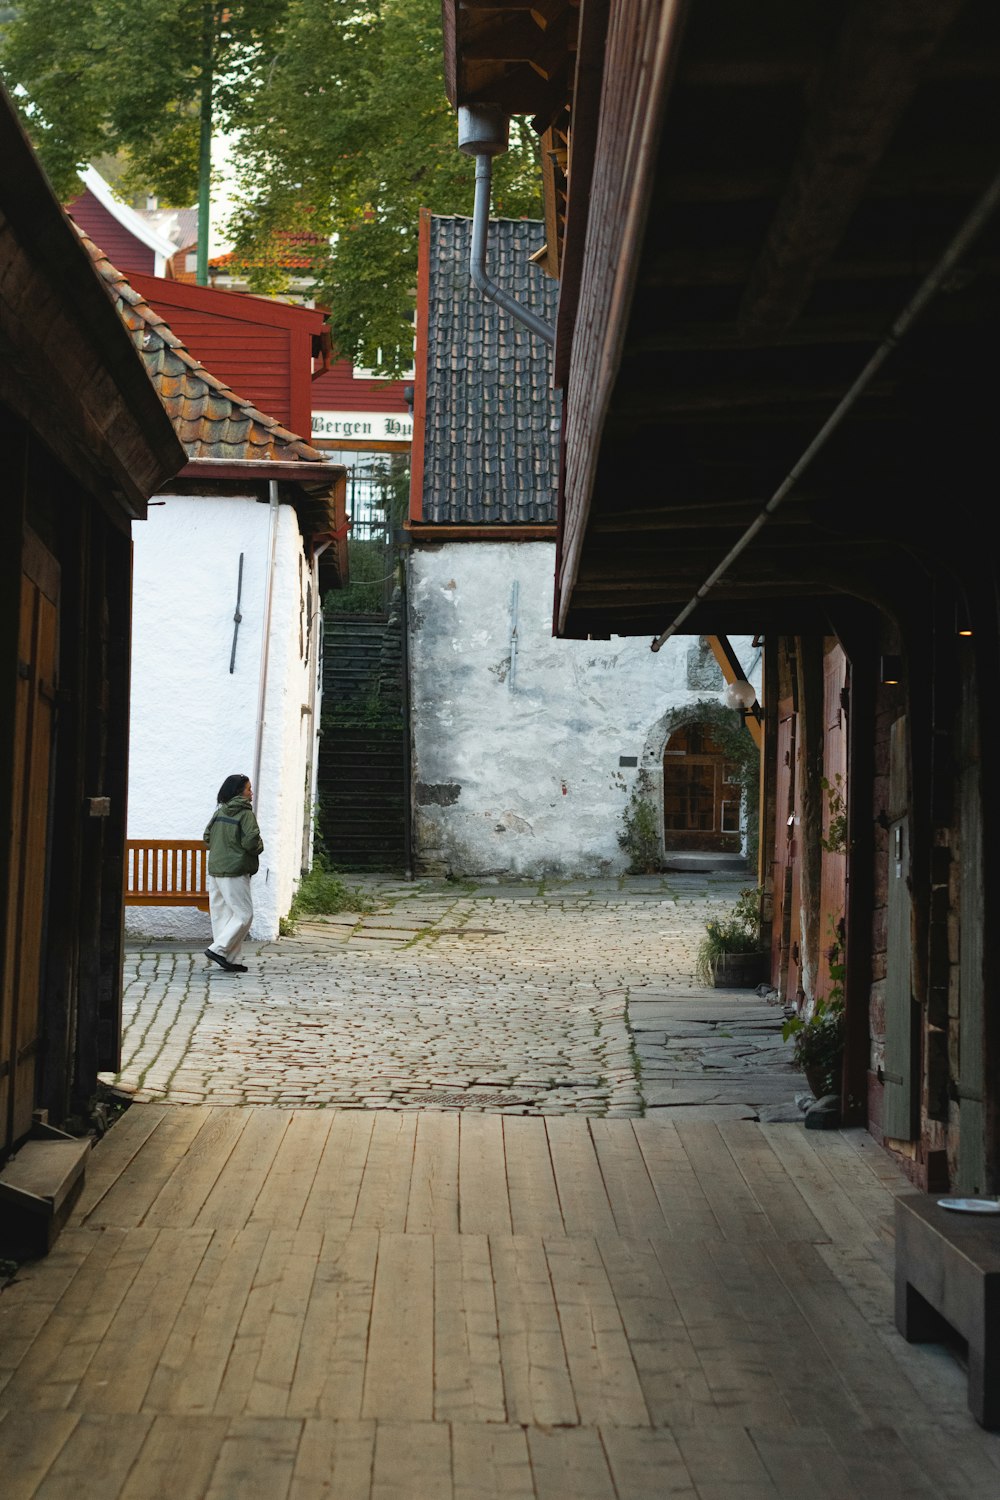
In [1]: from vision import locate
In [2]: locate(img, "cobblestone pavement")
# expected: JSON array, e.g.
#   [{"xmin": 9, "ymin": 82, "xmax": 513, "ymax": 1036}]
[{"xmin": 108, "ymin": 871, "xmax": 807, "ymax": 1116}]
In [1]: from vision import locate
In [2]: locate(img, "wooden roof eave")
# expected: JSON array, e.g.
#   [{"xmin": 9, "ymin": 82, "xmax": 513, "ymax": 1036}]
[
  {"xmin": 0, "ymin": 87, "xmax": 185, "ymax": 515},
  {"xmin": 164, "ymin": 457, "xmax": 350, "ymax": 589},
  {"xmin": 554, "ymin": 0, "xmax": 690, "ymax": 634}
]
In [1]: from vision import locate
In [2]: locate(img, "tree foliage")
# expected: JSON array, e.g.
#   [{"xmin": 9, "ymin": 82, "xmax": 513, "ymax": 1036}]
[
  {"xmin": 1, "ymin": 0, "xmax": 543, "ymax": 375},
  {"xmin": 225, "ymin": 0, "xmax": 542, "ymax": 374},
  {"xmin": 0, "ymin": 1, "xmax": 287, "ymax": 203}
]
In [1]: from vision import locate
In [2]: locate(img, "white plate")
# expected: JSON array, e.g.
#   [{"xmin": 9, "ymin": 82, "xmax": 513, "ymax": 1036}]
[{"xmin": 937, "ymin": 1197, "xmax": 1000, "ymax": 1214}]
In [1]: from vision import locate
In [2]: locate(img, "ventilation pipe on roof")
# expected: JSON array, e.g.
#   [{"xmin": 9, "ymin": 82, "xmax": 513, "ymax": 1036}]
[{"xmin": 458, "ymin": 105, "xmax": 555, "ymax": 347}]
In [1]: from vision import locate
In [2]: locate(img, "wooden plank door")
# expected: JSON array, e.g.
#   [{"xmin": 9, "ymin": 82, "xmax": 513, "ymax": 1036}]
[
  {"xmin": 883, "ymin": 716, "xmax": 916, "ymax": 1141},
  {"xmin": 957, "ymin": 654, "xmax": 985, "ymax": 1193},
  {"xmin": 2, "ymin": 531, "xmax": 59, "ymax": 1151},
  {"xmin": 818, "ymin": 647, "xmax": 848, "ymax": 1001}
]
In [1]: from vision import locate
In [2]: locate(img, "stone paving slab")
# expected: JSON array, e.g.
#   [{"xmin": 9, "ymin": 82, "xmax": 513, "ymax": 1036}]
[{"xmin": 106, "ymin": 873, "xmax": 808, "ymax": 1119}]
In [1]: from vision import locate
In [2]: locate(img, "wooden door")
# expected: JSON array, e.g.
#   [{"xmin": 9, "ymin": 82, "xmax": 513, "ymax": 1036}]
[
  {"xmin": 772, "ymin": 703, "xmax": 800, "ymax": 1005},
  {"xmin": 818, "ymin": 647, "xmax": 848, "ymax": 1000},
  {"xmin": 1, "ymin": 531, "xmax": 59, "ymax": 1150},
  {"xmin": 883, "ymin": 716, "xmax": 916, "ymax": 1141},
  {"xmin": 662, "ymin": 723, "xmax": 742, "ymax": 852},
  {"xmin": 957, "ymin": 654, "xmax": 985, "ymax": 1193}
]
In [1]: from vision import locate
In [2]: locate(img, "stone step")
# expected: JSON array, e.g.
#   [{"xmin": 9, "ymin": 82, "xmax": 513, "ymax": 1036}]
[{"xmin": 0, "ymin": 1133, "xmax": 91, "ymax": 1258}]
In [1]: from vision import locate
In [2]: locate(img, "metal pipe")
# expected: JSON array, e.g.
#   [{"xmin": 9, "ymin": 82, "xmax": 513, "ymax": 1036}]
[
  {"xmin": 253, "ymin": 480, "xmax": 280, "ymax": 794},
  {"xmin": 470, "ymin": 154, "xmax": 555, "ymax": 347},
  {"xmin": 301, "ymin": 539, "xmax": 331, "ymax": 871},
  {"xmin": 650, "ymin": 164, "xmax": 1000, "ymax": 651}
]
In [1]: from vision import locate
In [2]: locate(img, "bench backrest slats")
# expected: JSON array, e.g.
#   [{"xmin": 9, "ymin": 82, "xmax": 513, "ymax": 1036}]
[{"xmin": 125, "ymin": 839, "xmax": 210, "ymax": 911}]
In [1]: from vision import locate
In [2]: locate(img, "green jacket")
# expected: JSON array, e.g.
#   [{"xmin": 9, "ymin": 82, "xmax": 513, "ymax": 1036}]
[{"xmin": 204, "ymin": 795, "xmax": 264, "ymax": 877}]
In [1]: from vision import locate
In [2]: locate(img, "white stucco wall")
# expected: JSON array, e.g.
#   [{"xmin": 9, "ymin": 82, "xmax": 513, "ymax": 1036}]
[
  {"xmin": 126, "ymin": 492, "xmax": 321, "ymax": 941},
  {"xmin": 408, "ymin": 542, "xmax": 760, "ymax": 877}
]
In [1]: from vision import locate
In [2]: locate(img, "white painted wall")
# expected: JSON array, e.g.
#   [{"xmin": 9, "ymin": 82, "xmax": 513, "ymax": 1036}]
[
  {"xmin": 408, "ymin": 542, "xmax": 760, "ymax": 877},
  {"xmin": 126, "ymin": 492, "xmax": 321, "ymax": 941}
]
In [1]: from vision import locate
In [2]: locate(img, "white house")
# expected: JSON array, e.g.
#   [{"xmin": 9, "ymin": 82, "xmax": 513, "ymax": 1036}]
[
  {"xmin": 405, "ymin": 215, "xmax": 761, "ymax": 878},
  {"xmin": 83, "ymin": 234, "xmax": 347, "ymax": 940}
]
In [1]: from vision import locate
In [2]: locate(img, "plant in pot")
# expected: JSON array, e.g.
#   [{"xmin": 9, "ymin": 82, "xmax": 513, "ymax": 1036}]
[
  {"xmin": 695, "ymin": 886, "xmax": 769, "ymax": 987},
  {"xmin": 781, "ymin": 929, "xmax": 846, "ymax": 1097}
]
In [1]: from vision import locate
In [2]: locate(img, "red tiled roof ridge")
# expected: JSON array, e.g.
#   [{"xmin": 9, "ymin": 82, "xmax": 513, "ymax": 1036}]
[{"xmin": 75, "ymin": 225, "xmax": 328, "ymax": 466}]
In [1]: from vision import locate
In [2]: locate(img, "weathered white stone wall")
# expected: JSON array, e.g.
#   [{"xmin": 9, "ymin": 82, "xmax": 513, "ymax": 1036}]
[
  {"xmin": 126, "ymin": 493, "xmax": 320, "ymax": 941},
  {"xmin": 408, "ymin": 542, "xmax": 759, "ymax": 877}
]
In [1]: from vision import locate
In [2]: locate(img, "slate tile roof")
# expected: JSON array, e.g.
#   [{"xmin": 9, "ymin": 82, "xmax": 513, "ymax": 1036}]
[
  {"xmin": 79, "ymin": 229, "xmax": 326, "ymax": 463},
  {"xmin": 420, "ymin": 215, "xmax": 559, "ymax": 525}
]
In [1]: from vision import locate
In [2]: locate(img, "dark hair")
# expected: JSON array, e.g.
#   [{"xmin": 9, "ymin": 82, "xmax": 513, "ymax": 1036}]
[{"xmin": 217, "ymin": 774, "xmax": 251, "ymax": 804}]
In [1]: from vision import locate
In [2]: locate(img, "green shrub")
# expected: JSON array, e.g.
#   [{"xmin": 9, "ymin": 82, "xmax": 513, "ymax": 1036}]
[
  {"xmin": 695, "ymin": 887, "xmax": 762, "ymax": 982},
  {"xmin": 282, "ymin": 859, "xmax": 375, "ymax": 934},
  {"xmin": 618, "ymin": 772, "xmax": 661, "ymax": 873}
]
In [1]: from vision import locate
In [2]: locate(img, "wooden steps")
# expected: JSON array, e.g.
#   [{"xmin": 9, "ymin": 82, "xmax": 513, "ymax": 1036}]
[{"xmin": 0, "ymin": 1128, "xmax": 92, "ymax": 1258}]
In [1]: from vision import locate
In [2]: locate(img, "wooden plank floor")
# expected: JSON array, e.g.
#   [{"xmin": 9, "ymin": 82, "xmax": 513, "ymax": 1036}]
[{"xmin": 3, "ymin": 1106, "xmax": 1000, "ymax": 1498}]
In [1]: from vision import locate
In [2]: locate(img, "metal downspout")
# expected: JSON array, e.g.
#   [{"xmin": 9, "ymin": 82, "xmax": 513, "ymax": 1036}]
[
  {"xmin": 302, "ymin": 540, "xmax": 330, "ymax": 872},
  {"xmin": 650, "ymin": 164, "xmax": 1000, "ymax": 650},
  {"xmin": 470, "ymin": 156, "xmax": 555, "ymax": 346},
  {"xmin": 253, "ymin": 480, "xmax": 280, "ymax": 797},
  {"xmin": 398, "ymin": 535, "xmax": 414, "ymax": 880},
  {"xmin": 459, "ymin": 105, "xmax": 555, "ymax": 347}
]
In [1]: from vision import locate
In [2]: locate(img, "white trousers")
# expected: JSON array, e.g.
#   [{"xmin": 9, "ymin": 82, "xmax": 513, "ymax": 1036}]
[{"xmin": 207, "ymin": 874, "xmax": 254, "ymax": 963}]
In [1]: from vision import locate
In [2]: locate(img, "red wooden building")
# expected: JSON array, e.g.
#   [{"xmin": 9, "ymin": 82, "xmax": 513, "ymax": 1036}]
[
  {"xmin": 127, "ymin": 273, "xmax": 326, "ymax": 440},
  {"xmin": 441, "ymin": 0, "xmax": 1000, "ymax": 1202}
]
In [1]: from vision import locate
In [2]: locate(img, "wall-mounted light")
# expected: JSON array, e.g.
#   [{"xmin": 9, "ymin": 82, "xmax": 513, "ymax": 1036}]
[
  {"xmin": 880, "ymin": 655, "xmax": 902, "ymax": 685},
  {"xmin": 724, "ymin": 678, "xmax": 758, "ymax": 711},
  {"xmin": 956, "ymin": 601, "xmax": 973, "ymax": 637}
]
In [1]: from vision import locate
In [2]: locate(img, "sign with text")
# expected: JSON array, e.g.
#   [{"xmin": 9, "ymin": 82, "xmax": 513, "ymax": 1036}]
[{"xmin": 311, "ymin": 411, "xmax": 412, "ymax": 442}]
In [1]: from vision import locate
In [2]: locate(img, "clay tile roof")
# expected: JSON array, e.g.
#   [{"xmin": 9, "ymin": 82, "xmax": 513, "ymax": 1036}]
[
  {"xmin": 78, "ymin": 228, "xmax": 328, "ymax": 464},
  {"xmin": 420, "ymin": 215, "xmax": 559, "ymax": 525},
  {"xmin": 209, "ymin": 229, "xmax": 328, "ymax": 272}
]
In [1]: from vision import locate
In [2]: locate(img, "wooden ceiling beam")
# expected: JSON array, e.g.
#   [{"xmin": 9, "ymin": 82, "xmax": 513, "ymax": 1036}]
[
  {"xmin": 738, "ymin": 0, "xmax": 968, "ymax": 336},
  {"xmin": 461, "ymin": 14, "xmax": 548, "ymax": 62},
  {"xmin": 528, "ymin": 10, "xmax": 577, "ymax": 81},
  {"xmin": 459, "ymin": 62, "xmax": 561, "ymax": 116}
]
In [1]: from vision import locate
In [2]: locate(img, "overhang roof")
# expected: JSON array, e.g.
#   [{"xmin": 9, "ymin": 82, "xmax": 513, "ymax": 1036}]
[
  {"xmin": 445, "ymin": 0, "xmax": 1000, "ymax": 640},
  {"xmin": 81, "ymin": 231, "xmax": 348, "ymax": 586}
]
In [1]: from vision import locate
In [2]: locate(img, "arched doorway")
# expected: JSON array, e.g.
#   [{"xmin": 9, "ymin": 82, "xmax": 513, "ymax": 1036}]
[{"xmin": 662, "ymin": 721, "xmax": 742, "ymax": 853}]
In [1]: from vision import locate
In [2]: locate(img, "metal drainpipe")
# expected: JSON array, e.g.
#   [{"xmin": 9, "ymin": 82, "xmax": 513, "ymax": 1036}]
[
  {"xmin": 650, "ymin": 163, "xmax": 1000, "ymax": 651},
  {"xmin": 459, "ymin": 105, "xmax": 555, "ymax": 347},
  {"xmin": 302, "ymin": 539, "xmax": 331, "ymax": 872},
  {"xmin": 253, "ymin": 480, "xmax": 280, "ymax": 799}
]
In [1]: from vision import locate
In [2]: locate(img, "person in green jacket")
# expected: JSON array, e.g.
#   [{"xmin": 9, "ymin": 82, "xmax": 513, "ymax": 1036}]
[{"xmin": 203, "ymin": 773, "xmax": 264, "ymax": 973}]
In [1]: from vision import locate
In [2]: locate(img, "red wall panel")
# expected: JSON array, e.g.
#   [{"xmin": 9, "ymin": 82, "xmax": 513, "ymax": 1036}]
[{"xmin": 66, "ymin": 191, "xmax": 155, "ymax": 277}]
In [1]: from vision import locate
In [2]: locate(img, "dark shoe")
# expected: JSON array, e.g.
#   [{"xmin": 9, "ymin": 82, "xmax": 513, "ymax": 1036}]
[
  {"xmin": 226, "ymin": 963, "xmax": 248, "ymax": 973},
  {"xmin": 205, "ymin": 948, "xmax": 230, "ymax": 969}
]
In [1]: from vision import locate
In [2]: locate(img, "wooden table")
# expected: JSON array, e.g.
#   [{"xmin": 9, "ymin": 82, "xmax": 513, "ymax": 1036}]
[{"xmin": 895, "ymin": 1189, "xmax": 1000, "ymax": 1429}]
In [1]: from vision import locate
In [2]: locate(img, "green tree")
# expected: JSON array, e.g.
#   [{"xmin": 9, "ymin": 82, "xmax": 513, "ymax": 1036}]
[
  {"xmin": 1, "ymin": 0, "xmax": 542, "ymax": 372},
  {"xmin": 224, "ymin": 0, "xmax": 542, "ymax": 374},
  {"xmin": 0, "ymin": 1, "xmax": 287, "ymax": 275}
]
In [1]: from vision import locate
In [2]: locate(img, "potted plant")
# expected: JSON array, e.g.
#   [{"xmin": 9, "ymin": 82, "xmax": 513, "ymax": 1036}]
[
  {"xmin": 695, "ymin": 887, "xmax": 769, "ymax": 987},
  {"xmin": 781, "ymin": 928, "xmax": 846, "ymax": 1097},
  {"xmin": 781, "ymin": 996, "xmax": 845, "ymax": 1098}
]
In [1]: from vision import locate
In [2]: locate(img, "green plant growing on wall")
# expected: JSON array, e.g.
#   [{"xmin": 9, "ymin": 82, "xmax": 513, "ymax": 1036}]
[
  {"xmin": 618, "ymin": 770, "xmax": 661, "ymax": 873},
  {"xmin": 820, "ymin": 772, "xmax": 848, "ymax": 855},
  {"xmin": 280, "ymin": 855, "xmax": 376, "ymax": 935},
  {"xmin": 695, "ymin": 886, "xmax": 763, "ymax": 983}
]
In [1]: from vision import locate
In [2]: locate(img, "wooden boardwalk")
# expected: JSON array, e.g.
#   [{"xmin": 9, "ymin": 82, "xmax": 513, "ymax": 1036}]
[{"xmin": 3, "ymin": 1105, "xmax": 1000, "ymax": 1498}]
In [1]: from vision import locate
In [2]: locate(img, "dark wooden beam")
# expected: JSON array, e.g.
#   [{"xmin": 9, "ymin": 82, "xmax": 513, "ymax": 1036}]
[
  {"xmin": 461, "ymin": 14, "xmax": 546, "ymax": 62},
  {"xmin": 738, "ymin": 0, "xmax": 968, "ymax": 336}
]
